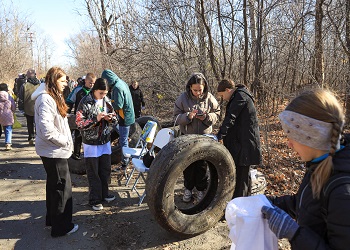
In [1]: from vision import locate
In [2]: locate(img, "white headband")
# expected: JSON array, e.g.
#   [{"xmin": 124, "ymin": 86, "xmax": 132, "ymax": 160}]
[{"xmin": 279, "ymin": 110, "xmax": 337, "ymax": 151}]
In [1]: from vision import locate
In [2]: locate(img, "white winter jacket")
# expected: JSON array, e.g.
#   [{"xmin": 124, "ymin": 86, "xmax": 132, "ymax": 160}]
[{"xmin": 31, "ymin": 83, "xmax": 73, "ymax": 158}]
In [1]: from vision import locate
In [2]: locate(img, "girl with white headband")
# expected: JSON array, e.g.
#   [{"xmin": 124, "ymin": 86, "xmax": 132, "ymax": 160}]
[{"xmin": 261, "ymin": 89, "xmax": 350, "ymax": 249}]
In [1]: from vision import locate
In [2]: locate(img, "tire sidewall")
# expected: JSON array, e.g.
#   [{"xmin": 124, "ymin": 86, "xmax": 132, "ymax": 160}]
[{"xmin": 147, "ymin": 134, "xmax": 235, "ymax": 236}]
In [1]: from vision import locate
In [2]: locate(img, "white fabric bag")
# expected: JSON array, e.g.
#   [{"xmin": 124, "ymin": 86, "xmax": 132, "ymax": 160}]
[{"xmin": 225, "ymin": 194, "xmax": 278, "ymax": 250}]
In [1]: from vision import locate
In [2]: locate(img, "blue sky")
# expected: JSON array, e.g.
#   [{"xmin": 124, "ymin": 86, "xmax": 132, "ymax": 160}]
[{"xmin": 5, "ymin": 0, "xmax": 85, "ymax": 66}]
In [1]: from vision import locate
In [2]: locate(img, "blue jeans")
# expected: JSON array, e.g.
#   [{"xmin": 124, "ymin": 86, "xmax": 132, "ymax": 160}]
[
  {"xmin": 4, "ymin": 125, "xmax": 12, "ymax": 144},
  {"xmin": 115, "ymin": 125, "xmax": 130, "ymax": 165}
]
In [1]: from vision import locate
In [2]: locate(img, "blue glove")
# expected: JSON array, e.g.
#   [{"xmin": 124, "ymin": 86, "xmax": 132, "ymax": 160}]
[{"xmin": 261, "ymin": 205, "xmax": 299, "ymax": 240}]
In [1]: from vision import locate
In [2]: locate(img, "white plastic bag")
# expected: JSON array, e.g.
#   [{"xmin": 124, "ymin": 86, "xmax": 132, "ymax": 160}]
[{"xmin": 225, "ymin": 194, "xmax": 278, "ymax": 250}]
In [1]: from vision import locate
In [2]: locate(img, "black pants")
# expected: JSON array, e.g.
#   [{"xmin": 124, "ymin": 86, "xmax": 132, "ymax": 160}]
[
  {"xmin": 233, "ymin": 165, "xmax": 251, "ymax": 198},
  {"xmin": 85, "ymin": 154, "xmax": 111, "ymax": 204},
  {"xmin": 41, "ymin": 157, "xmax": 74, "ymax": 237},
  {"xmin": 134, "ymin": 107, "xmax": 141, "ymax": 119},
  {"xmin": 183, "ymin": 160, "xmax": 208, "ymax": 191},
  {"xmin": 25, "ymin": 114, "xmax": 35, "ymax": 141},
  {"xmin": 73, "ymin": 129, "xmax": 82, "ymax": 156}
]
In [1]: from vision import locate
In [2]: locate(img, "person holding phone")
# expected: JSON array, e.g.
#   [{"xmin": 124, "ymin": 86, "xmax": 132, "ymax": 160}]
[
  {"xmin": 174, "ymin": 72, "xmax": 220, "ymax": 203},
  {"xmin": 75, "ymin": 78, "xmax": 117, "ymax": 211}
]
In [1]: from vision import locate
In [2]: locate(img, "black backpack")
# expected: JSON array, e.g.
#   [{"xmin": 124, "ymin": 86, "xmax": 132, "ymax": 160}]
[{"xmin": 321, "ymin": 173, "xmax": 350, "ymax": 221}]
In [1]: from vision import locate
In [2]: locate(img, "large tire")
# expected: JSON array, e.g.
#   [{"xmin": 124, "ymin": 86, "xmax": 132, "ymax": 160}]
[
  {"xmin": 135, "ymin": 116, "xmax": 162, "ymax": 130},
  {"xmin": 68, "ymin": 157, "xmax": 86, "ymax": 175},
  {"xmin": 110, "ymin": 122, "xmax": 142, "ymax": 165},
  {"xmin": 146, "ymin": 134, "xmax": 236, "ymax": 237}
]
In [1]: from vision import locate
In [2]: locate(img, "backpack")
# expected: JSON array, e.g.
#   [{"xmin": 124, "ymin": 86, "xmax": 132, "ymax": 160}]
[{"xmin": 321, "ymin": 173, "xmax": 350, "ymax": 221}]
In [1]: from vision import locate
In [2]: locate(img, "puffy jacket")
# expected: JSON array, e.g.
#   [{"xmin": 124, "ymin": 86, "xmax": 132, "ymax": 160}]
[
  {"xmin": 272, "ymin": 138, "xmax": 350, "ymax": 249},
  {"xmin": 0, "ymin": 91, "xmax": 16, "ymax": 126},
  {"xmin": 216, "ymin": 85, "xmax": 261, "ymax": 166},
  {"xmin": 173, "ymin": 81, "xmax": 220, "ymax": 135},
  {"xmin": 75, "ymin": 92, "xmax": 116, "ymax": 145},
  {"xmin": 101, "ymin": 69, "xmax": 135, "ymax": 126},
  {"xmin": 31, "ymin": 83, "xmax": 73, "ymax": 159}
]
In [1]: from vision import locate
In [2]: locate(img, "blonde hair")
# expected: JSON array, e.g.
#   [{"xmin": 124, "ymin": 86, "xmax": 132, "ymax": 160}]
[{"xmin": 286, "ymin": 89, "xmax": 344, "ymax": 199}]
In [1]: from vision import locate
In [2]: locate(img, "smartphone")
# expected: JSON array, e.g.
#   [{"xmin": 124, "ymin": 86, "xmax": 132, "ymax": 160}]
[
  {"xmin": 107, "ymin": 113, "xmax": 115, "ymax": 116},
  {"xmin": 196, "ymin": 113, "xmax": 205, "ymax": 117}
]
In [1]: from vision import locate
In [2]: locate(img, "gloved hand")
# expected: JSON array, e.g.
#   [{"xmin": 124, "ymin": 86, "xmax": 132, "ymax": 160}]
[
  {"xmin": 142, "ymin": 106, "xmax": 145, "ymax": 110},
  {"xmin": 261, "ymin": 205, "xmax": 299, "ymax": 240}
]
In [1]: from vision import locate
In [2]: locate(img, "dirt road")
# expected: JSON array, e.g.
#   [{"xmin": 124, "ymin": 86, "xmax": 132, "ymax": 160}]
[{"xmin": 0, "ymin": 113, "xmax": 233, "ymax": 250}]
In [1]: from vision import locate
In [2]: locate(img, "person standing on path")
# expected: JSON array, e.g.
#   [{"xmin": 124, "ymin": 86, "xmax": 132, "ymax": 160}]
[
  {"xmin": 129, "ymin": 80, "xmax": 145, "ymax": 119},
  {"xmin": 66, "ymin": 73, "xmax": 96, "ymax": 160},
  {"xmin": 101, "ymin": 69, "xmax": 135, "ymax": 171},
  {"xmin": 174, "ymin": 72, "xmax": 220, "ymax": 203},
  {"xmin": 31, "ymin": 67, "xmax": 78, "ymax": 237},
  {"xmin": 18, "ymin": 69, "xmax": 40, "ymax": 145},
  {"xmin": 76, "ymin": 78, "xmax": 117, "ymax": 211},
  {"xmin": 0, "ymin": 83, "xmax": 16, "ymax": 150},
  {"xmin": 216, "ymin": 79, "xmax": 261, "ymax": 198}
]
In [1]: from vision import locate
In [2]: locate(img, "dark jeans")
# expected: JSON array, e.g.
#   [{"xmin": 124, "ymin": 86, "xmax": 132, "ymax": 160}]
[
  {"xmin": 41, "ymin": 157, "xmax": 74, "ymax": 237},
  {"xmin": 85, "ymin": 154, "xmax": 112, "ymax": 204},
  {"xmin": 233, "ymin": 165, "xmax": 251, "ymax": 198},
  {"xmin": 183, "ymin": 160, "xmax": 208, "ymax": 191},
  {"xmin": 25, "ymin": 114, "xmax": 35, "ymax": 141},
  {"xmin": 73, "ymin": 129, "xmax": 82, "ymax": 156}
]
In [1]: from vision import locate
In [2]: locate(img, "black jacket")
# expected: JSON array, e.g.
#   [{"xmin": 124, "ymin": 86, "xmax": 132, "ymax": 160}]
[
  {"xmin": 67, "ymin": 86, "xmax": 91, "ymax": 114},
  {"xmin": 272, "ymin": 138, "xmax": 350, "ymax": 249},
  {"xmin": 129, "ymin": 85, "xmax": 145, "ymax": 109},
  {"xmin": 217, "ymin": 85, "xmax": 261, "ymax": 166},
  {"xmin": 75, "ymin": 93, "xmax": 117, "ymax": 145}
]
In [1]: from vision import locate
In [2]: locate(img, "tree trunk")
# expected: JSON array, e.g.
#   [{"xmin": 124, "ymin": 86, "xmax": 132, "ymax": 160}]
[{"xmin": 315, "ymin": 0, "xmax": 325, "ymax": 87}]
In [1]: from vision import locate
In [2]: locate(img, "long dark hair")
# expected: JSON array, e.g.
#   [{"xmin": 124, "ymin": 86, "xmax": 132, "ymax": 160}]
[{"xmin": 45, "ymin": 67, "xmax": 68, "ymax": 117}]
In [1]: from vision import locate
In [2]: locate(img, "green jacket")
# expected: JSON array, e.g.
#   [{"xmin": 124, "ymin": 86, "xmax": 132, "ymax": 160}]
[{"xmin": 101, "ymin": 69, "xmax": 135, "ymax": 126}]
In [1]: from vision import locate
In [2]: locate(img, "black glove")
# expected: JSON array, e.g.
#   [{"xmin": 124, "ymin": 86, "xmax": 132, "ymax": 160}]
[{"xmin": 261, "ymin": 205, "xmax": 299, "ymax": 240}]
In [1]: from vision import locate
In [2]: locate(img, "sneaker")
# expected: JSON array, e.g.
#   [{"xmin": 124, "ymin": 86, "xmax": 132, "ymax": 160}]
[
  {"xmin": 183, "ymin": 189, "xmax": 192, "ymax": 203},
  {"xmin": 92, "ymin": 203, "xmax": 103, "ymax": 211},
  {"xmin": 197, "ymin": 191, "xmax": 205, "ymax": 201},
  {"xmin": 67, "ymin": 224, "xmax": 79, "ymax": 235},
  {"xmin": 5, "ymin": 144, "xmax": 12, "ymax": 151},
  {"xmin": 104, "ymin": 194, "xmax": 116, "ymax": 203},
  {"xmin": 29, "ymin": 138, "xmax": 35, "ymax": 145}
]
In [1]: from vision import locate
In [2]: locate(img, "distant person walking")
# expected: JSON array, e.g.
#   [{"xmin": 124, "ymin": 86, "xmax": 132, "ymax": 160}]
[
  {"xmin": 31, "ymin": 67, "xmax": 78, "ymax": 237},
  {"xmin": 216, "ymin": 79, "xmax": 261, "ymax": 198},
  {"xmin": 0, "ymin": 83, "xmax": 16, "ymax": 151},
  {"xmin": 18, "ymin": 69, "xmax": 40, "ymax": 145},
  {"xmin": 129, "ymin": 80, "xmax": 145, "ymax": 119},
  {"xmin": 101, "ymin": 69, "xmax": 135, "ymax": 171}
]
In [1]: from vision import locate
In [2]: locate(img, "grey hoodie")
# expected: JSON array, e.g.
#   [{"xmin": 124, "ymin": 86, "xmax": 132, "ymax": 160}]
[{"xmin": 31, "ymin": 83, "xmax": 73, "ymax": 158}]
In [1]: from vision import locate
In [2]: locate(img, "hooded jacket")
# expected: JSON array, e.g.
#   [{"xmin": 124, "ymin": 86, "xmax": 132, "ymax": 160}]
[
  {"xmin": 101, "ymin": 69, "xmax": 135, "ymax": 126},
  {"xmin": 18, "ymin": 77, "xmax": 41, "ymax": 116},
  {"xmin": 272, "ymin": 137, "xmax": 350, "ymax": 250},
  {"xmin": 0, "ymin": 91, "xmax": 16, "ymax": 126},
  {"xmin": 216, "ymin": 85, "xmax": 261, "ymax": 166},
  {"xmin": 31, "ymin": 83, "xmax": 73, "ymax": 158},
  {"xmin": 173, "ymin": 80, "xmax": 220, "ymax": 135},
  {"xmin": 75, "ymin": 92, "xmax": 116, "ymax": 145}
]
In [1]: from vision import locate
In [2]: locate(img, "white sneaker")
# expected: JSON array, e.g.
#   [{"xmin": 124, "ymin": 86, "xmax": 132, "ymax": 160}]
[
  {"xmin": 67, "ymin": 224, "xmax": 79, "ymax": 235},
  {"xmin": 197, "ymin": 191, "xmax": 205, "ymax": 201},
  {"xmin": 92, "ymin": 203, "xmax": 103, "ymax": 211},
  {"xmin": 104, "ymin": 195, "xmax": 115, "ymax": 203},
  {"xmin": 183, "ymin": 189, "xmax": 192, "ymax": 203}
]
